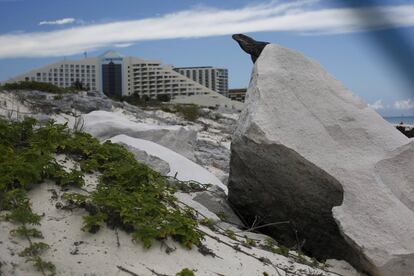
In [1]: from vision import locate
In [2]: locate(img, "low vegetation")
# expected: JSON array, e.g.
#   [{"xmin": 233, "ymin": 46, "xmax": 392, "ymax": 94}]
[
  {"xmin": 174, "ymin": 104, "xmax": 200, "ymax": 122},
  {"xmin": 0, "ymin": 117, "xmax": 203, "ymax": 274},
  {"xmin": 176, "ymin": 268, "xmax": 196, "ymax": 276},
  {"xmin": 2, "ymin": 81, "xmax": 65, "ymax": 93},
  {"xmin": 1, "ymin": 81, "xmax": 87, "ymax": 94},
  {"xmin": 262, "ymin": 237, "xmax": 289, "ymax": 256},
  {"xmin": 120, "ymin": 93, "xmax": 201, "ymax": 122},
  {"xmin": 120, "ymin": 93, "xmax": 170, "ymax": 107},
  {"xmin": 160, "ymin": 104, "xmax": 200, "ymax": 122}
]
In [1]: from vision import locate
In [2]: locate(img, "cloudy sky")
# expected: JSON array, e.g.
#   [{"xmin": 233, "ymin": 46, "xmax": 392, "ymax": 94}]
[{"xmin": 0, "ymin": 0, "xmax": 413, "ymax": 116}]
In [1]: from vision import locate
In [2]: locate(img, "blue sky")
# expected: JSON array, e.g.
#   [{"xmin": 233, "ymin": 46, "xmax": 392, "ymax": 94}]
[{"xmin": 0, "ymin": 0, "xmax": 413, "ymax": 116}]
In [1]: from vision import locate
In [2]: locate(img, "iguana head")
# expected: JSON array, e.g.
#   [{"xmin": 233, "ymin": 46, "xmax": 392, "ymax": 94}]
[{"xmin": 232, "ymin": 34, "xmax": 255, "ymax": 44}]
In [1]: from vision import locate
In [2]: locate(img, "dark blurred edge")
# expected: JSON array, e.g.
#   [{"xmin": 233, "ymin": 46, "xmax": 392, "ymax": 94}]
[{"xmin": 340, "ymin": 0, "xmax": 414, "ymax": 95}]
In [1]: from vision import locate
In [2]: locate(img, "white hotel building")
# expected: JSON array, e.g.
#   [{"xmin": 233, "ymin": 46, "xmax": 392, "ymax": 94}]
[
  {"xmin": 6, "ymin": 51, "xmax": 227, "ymax": 101},
  {"xmin": 173, "ymin": 67, "xmax": 229, "ymax": 97},
  {"xmin": 7, "ymin": 57, "xmax": 101, "ymax": 92}
]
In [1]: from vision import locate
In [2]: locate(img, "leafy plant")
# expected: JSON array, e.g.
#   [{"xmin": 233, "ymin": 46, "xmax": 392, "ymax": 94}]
[
  {"xmin": 224, "ymin": 229, "xmax": 237, "ymax": 240},
  {"xmin": 215, "ymin": 211, "xmax": 228, "ymax": 221},
  {"xmin": 53, "ymin": 95, "xmax": 63, "ymax": 100},
  {"xmin": 244, "ymin": 236, "xmax": 256, "ymax": 247},
  {"xmin": 156, "ymin": 94, "xmax": 171, "ymax": 102},
  {"xmin": 176, "ymin": 104, "xmax": 200, "ymax": 121},
  {"xmin": 176, "ymin": 268, "xmax": 195, "ymax": 276},
  {"xmin": 161, "ymin": 105, "xmax": 175, "ymax": 113},
  {"xmin": 82, "ymin": 213, "xmax": 107, "ymax": 233},
  {"xmin": 10, "ymin": 226, "xmax": 43, "ymax": 238},
  {"xmin": 275, "ymin": 245, "xmax": 290, "ymax": 257},
  {"xmin": 44, "ymin": 162, "xmax": 84, "ymax": 188},
  {"xmin": 59, "ymin": 134, "xmax": 203, "ymax": 249},
  {"xmin": 0, "ymin": 117, "xmax": 202, "ymax": 274},
  {"xmin": 264, "ymin": 237, "xmax": 276, "ymax": 248},
  {"xmin": 199, "ymin": 217, "xmax": 215, "ymax": 227},
  {"xmin": 19, "ymin": 242, "xmax": 50, "ymax": 257},
  {"xmin": 262, "ymin": 237, "xmax": 289, "ymax": 256},
  {"xmin": 295, "ymin": 251, "xmax": 323, "ymax": 268},
  {"xmin": 62, "ymin": 192, "xmax": 88, "ymax": 206}
]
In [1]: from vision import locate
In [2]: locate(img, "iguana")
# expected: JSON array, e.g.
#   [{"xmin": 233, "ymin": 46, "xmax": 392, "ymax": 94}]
[{"xmin": 232, "ymin": 34, "xmax": 269, "ymax": 63}]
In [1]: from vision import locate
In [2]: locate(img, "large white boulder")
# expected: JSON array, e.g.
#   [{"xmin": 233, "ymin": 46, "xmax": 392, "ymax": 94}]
[
  {"xmin": 83, "ymin": 110, "xmax": 197, "ymax": 160},
  {"xmin": 228, "ymin": 44, "xmax": 414, "ymax": 275}
]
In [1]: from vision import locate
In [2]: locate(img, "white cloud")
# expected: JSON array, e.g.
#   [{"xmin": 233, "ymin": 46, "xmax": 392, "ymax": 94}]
[
  {"xmin": 114, "ymin": 43, "xmax": 134, "ymax": 48},
  {"xmin": 39, "ymin": 18, "xmax": 76, "ymax": 26},
  {"xmin": 394, "ymin": 99, "xmax": 414, "ymax": 110},
  {"xmin": 368, "ymin": 99, "xmax": 384, "ymax": 110},
  {"xmin": 1, "ymin": 1, "xmax": 414, "ymax": 58}
]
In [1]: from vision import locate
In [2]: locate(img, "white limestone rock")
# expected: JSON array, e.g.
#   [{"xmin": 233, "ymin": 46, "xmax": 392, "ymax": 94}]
[
  {"xmin": 228, "ymin": 44, "xmax": 414, "ymax": 275},
  {"xmin": 117, "ymin": 141, "xmax": 171, "ymax": 175},
  {"xmin": 109, "ymin": 134, "xmax": 228, "ymax": 193},
  {"xmin": 83, "ymin": 110, "xmax": 197, "ymax": 161}
]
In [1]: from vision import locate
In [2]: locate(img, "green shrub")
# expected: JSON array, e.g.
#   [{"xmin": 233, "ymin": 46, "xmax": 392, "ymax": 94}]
[
  {"xmin": 122, "ymin": 93, "xmax": 142, "ymax": 105},
  {"xmin": 275, "ymin": 245, "xmax": 290, "ymax": 256},
  {"xmin": 0, "ymin": 117, "xmax": 203, "ymax": 274},
  {"xmin": 53, "ymin": 95, "xmax": 63, "ymax": 100},
  {"xmin": 215, "ymin": 211, "xmax": 228, "ymax": 221},
  {"xmin": 157, "ymin": 94, "xmax": 171, "ymax": 102},
  {"xmin": 264, "ymin": 237, "xmax": 276, "ymax": 248},
  {"xmin": 161, "ymin": 105, "xmax": 175, "ymax": 113},
  {"xmin": 121, "ymin": 93, "xmax": 166, "ymax": 108},
  {"xmin": 262, "ymin": 238, "xmax": 290, "ymax": 256},
  {"xmin": 199, "ymin": 217, "xmax": 215, "ymax": 227},
  {"xmin": 224, "ymin": 229, "xmax": 237, "ymax": 240},
  {"xmin": 244, "ymin": 236, "xmax": 256, "ymax": 247},
  {"xmin": 3, "ymin": 81, "xmax": 64, "ymax": 93},
  {"xmin": 176, "ymin": 268, "xmax": 195, "ymax": 276},
  {"xmin": 64, "ymin": 136, "xmax": 203, "ymax": 248},
  {"xmin": 176, "ymin": 104, "xmax": 200, "ymax": 122}
]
